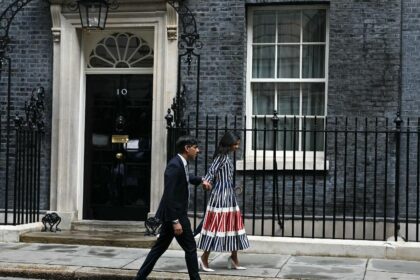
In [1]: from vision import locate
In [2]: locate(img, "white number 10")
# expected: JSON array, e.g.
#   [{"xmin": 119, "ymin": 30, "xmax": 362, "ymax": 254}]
[{"xmin": 117, "ymin": 88, "xmax": 128, "ymax": 96}]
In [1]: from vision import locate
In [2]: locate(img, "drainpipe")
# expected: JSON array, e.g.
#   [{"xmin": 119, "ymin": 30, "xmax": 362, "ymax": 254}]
[
  {"xmin": 393, "ymin": 0, "xmax": 404, "ymax": 242},
  {"xmin": 398, "ymin": 0, "xmax": 403, "ymax": 115}
]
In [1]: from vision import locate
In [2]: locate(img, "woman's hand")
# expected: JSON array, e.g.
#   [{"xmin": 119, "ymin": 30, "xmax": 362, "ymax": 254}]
[{"xmin": 202, "ymin": 180, "xmax": 212, "ymax": 191}]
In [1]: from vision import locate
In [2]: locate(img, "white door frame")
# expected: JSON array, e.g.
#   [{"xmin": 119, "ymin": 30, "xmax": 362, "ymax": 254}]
[{"xmin": 49, "ymin": 3, "xmax": 178, "ymax": 228}]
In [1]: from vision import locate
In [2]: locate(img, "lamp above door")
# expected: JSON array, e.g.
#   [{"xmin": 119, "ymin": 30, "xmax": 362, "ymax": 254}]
[{"xmin": 75, "ymin": 0, "xmax": 118, "ymax": 30}]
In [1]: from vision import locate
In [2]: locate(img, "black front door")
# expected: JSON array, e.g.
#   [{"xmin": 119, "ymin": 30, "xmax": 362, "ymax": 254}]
[{"xmin": 84, "ymin": 74, "xmax": 152, "ymax": 221}]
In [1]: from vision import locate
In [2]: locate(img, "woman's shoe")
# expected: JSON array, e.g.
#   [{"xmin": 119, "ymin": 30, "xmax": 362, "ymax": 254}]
[
  {"xmin": 198, "ymin": 257, "xmax": 215, "ymax": 272},
  {"xmin": 227, "ymin": 256, "xmax": 246, "ymax": 270}
]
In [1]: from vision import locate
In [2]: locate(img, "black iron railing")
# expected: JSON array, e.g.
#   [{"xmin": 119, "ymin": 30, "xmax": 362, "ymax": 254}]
[
  {"xmin": 167, "ymin": 113, "xmax": 420, "ymax": 242},
  {"xmin": 11, "ymin": 128, "xmax": 43, "ymax": 225},
  {"xmin": 1, "ymin": 87, "xmax": 45, "ymax": 225}
]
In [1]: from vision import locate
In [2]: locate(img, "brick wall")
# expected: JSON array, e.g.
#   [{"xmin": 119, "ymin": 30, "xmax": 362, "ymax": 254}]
[
  {"xmin": 401, "ymin": 0, "xmax": 420, "ymax": 118},
  {"xmin": 0, "ymin": 1, "xmax": 52, "ymax": 213},
  {"xmin": 181, "ymin": 0, "xmax": 246, "ymax": 120},
  {"xmin": 180, "ymin": 0, "xmax": 401, "ymax": 119},
  {"xmin": 328, "ymin": 0, "xmax": 400, "ymax": 117},
  {"xmin": 181, "ymin": 0, "xmax": 420, "ymax": 239},
  {"xmin": 1, "ymin": 0, "xmax": 419, "ymax": 234}
]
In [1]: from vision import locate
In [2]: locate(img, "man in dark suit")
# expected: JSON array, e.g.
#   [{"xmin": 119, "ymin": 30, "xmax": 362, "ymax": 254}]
[{"xmin": 133, "ymin": 135, "xmax": 211, "ymax": 280}]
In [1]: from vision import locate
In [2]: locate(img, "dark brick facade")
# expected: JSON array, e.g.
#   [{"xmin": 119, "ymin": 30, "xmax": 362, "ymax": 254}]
[
  {"xmin": 402, "ymin": 0, "xmax": 420, "ymax": 118},
  {"xmin": 182, "ymin": 0, "xmax": 403, "ymax": 118},
  {"xmin": 1, "ymin": 0, "xmax": 419, "ymax": 238},
  {"xmin": 182, "ymin": 0, "xmax": 420, "ymax": 239},
  {"xmin": 0, "ymin": 1, "xmax": 53, "ymax": 212},
  {"xmin": 181, "ymin": 0, "xmax": 246, "ymax": 118},
  {"xmin": 328, "ymin": 0, "xmax": 401, "ymax": 117}
]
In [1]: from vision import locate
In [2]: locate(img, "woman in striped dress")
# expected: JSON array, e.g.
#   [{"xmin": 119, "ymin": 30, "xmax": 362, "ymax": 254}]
[{"xmin": 197, "ymin": 131, "xmax": 249, "ymax": 272}]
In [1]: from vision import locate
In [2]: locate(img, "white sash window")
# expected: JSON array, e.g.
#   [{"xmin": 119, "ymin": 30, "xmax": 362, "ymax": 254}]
[
  {"xmin": 247, "ymin": 6, "xmax": 329, "ymax": 154},
  {"xmin": 246, "ymin": 5, "xmax": 329, "ymax": 170}
]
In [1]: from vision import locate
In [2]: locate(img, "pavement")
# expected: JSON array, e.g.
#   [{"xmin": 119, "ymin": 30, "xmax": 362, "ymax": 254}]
[{"xmin": 1, "ymin": 242, "xmax": 420, "ymax": 280}]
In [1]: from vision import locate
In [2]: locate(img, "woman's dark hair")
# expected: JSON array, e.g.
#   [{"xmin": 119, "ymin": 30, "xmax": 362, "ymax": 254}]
[
  {"xmin": 213, "ymin": 131, "xmax": 240, "ymax": 158},
  {"xmin": 176, "ymin": 135, "xmax": 198, "ymax": 153}
]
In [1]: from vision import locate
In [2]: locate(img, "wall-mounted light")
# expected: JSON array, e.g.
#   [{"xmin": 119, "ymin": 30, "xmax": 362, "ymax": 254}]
[{"xmin": 74, "ymin": 0, "xmax": 118, "ymax": 30}]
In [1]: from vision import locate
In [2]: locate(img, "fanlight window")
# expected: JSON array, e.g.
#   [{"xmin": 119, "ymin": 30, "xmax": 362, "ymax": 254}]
[{"xmin": 88, "ymin": 33, "xmax": 154, "ymax": 68}]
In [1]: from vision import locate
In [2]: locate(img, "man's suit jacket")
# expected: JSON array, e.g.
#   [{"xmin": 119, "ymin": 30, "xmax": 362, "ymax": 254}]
[{"xmin": 155, "ymin": 155, "xmax": 202, "ymax": 222}]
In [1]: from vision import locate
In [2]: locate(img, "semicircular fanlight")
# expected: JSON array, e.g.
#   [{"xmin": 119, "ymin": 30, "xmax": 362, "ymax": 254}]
[{"xmin": 88, "ymin": 32, "xmax": 154, "ymax": 68}]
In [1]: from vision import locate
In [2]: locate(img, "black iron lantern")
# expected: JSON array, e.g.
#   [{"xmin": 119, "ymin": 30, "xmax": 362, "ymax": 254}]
[{"xmin": 78, "ymin": 0, "xmax": 109, "ymax": 30}]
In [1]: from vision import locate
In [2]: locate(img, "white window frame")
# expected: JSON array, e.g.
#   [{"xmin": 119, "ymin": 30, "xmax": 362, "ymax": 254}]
[{"xmin": 242, "ymin": 5, "xmax": 330, "ymax": 170}]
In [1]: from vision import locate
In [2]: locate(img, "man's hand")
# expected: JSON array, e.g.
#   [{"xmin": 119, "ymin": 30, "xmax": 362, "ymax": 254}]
[
  {"xmin": 202, "ymin": 180, "xmax": 212, "ymax": 191},
  {"xmin": 173, "ymin": 222, "xmax": 183, "ymax": 236}
]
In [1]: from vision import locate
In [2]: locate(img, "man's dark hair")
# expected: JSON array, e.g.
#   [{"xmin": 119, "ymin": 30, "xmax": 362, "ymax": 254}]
[{"xmin": 176, "ymin": 135, "xmax": 198, "ymax": 154}]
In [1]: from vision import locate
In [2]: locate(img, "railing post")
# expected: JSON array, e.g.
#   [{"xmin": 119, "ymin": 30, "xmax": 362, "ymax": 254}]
[
  {"xmin": 165, "ymin": 108, "xmax": 174, "ymax": 162},
  {"xmin": 271, "ymin": 110, "xmax": 279, "ymax": 236},
  {"xmin": 394, "ymin": 113, "xmax": 403, "ymax": 241}
]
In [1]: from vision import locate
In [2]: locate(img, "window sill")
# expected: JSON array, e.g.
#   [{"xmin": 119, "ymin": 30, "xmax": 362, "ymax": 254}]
[{"xmin": 235, "ymin": 158, "xmax": 329, "ymax": 171}]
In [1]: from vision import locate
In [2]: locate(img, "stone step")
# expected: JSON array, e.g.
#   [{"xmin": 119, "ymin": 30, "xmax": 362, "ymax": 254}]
[
  {"xmin": 20, "ymin": 230, "xmax": 157, "ymax": 248},
  {"xmin": 71, "ymin": 219, "xmax": 147, "ymax": 233}
]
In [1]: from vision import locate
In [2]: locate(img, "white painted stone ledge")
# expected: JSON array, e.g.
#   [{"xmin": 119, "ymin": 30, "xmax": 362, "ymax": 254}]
[
  {"xmin": 170, "ymin": 235, "xmax": 420, "ymax": 261},
  {"xmin": 0, "ymin": 222, "xmax": 43, "ymax": 242},
  {"xmin": 242, "ymin": 236, "xmax": 420, "ymax": 261}
]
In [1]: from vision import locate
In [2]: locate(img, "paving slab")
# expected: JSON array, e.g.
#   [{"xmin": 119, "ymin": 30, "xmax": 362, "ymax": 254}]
[
  {"xmin": 194, "ymin": 252, "xmax": 287, "ymax": 278},
  {"xmin": 364, "ymin": 271, "xmax": 420, "ymax": 280},
  {"xmin": 18, "ymin": 243, "xmax": 82, "ymax": 253},
  {"xmin": 48, "ymin": 255, "xmax": 134, "ymax": 269},
  {"xmin": 155, "ymin": 249, "xmax": 191, "ymax": 258},
  {"xmin": 0, "ymin": 250, "xmax": 65, "ymax": 264},
  {"xmin": 123, "ymin": 251, "xmax": 282, "ymax": 278},
  {"xmin": 127, "ymin": 254, "xmax": 203, "ymax": 273},
  {"xmin": 122, "ymin": 249, "xmax": 194, "ymax": 270},
  {"xmin": 67, "ymin": 245, "xmax": 149, "ymax": 259},
  {"xmin": 203, "ymin": 267, "xmax": 281, "ymax": 278},
  {"xmin": 368, "ymin": 259, "xmax": 420, "ymax": 275},
  {"xmin": 121, "ymin": 256, "xmax": 147, "ymax": 270},
  {"xmin": 277, "ymin": 256, "xmax": 367, "ymax": 280},
  {"xmin": 0, "ymin": 243, "xmax": 31, "ymax": 250},
  {"xmin": 123, "ymin": 249, "xmax": 223, "ymax": 270},
  {"xmin": 209, "ymin": 253, "xmax": 289, "ymax": 269},
  {"xmin": 153, "ymin": 256, "xmax": 192, "ymax": 272}
]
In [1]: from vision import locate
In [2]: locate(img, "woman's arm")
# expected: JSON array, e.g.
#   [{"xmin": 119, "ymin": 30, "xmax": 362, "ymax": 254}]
[{"xmin": 203, "ymin": 155, "xmax": 226, "ymax": 184}]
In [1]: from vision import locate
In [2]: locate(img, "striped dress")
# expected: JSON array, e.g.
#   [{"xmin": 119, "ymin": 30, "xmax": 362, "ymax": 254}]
[{"xmin": 197, "ymin": 154, "xmax": 249, "ymax": 252}]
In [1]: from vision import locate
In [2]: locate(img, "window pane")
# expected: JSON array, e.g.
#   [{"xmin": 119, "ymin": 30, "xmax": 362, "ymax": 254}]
[
  {"xmin": 278, "ymin": 11, "xmax": 300, "ymax": 43},
  {"xmin": 303, "ymin": 117, "xmax": 325, "ymax": 151},
  {"xmin": 302, "ymin": 83, "xmax": 325, "ymax": 115},
  {"xmin": 303, "ymin": 10, "xmax": 326, "ymax": 42},
  {"xmin": 278, "ymin": 46, "xmax": 300, "ymax": 78},
  {"xmin": 252, "ymin": 83, "xmax": 275, "ymax": 115},
  {"xmin": 277, "ymin": 83, "xmax": 300, "ymax": 115},
  {"xmin": 276, "ymin": 117, "xmax": 297, "ymax": 151},
  {"xmin": 253, "ymin": 11, "xmax": 276, "ymax": 43},
  {"xmin": 302, "ymin": 45, "xmax": 325, "ymax": 78},
  {"xmin": 253, "ymin": 45, "xmax": 275, "ymax": 78},
  {"xmin": 253, "ymin": 117, "xmax": 274, "ymax": 150}
]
